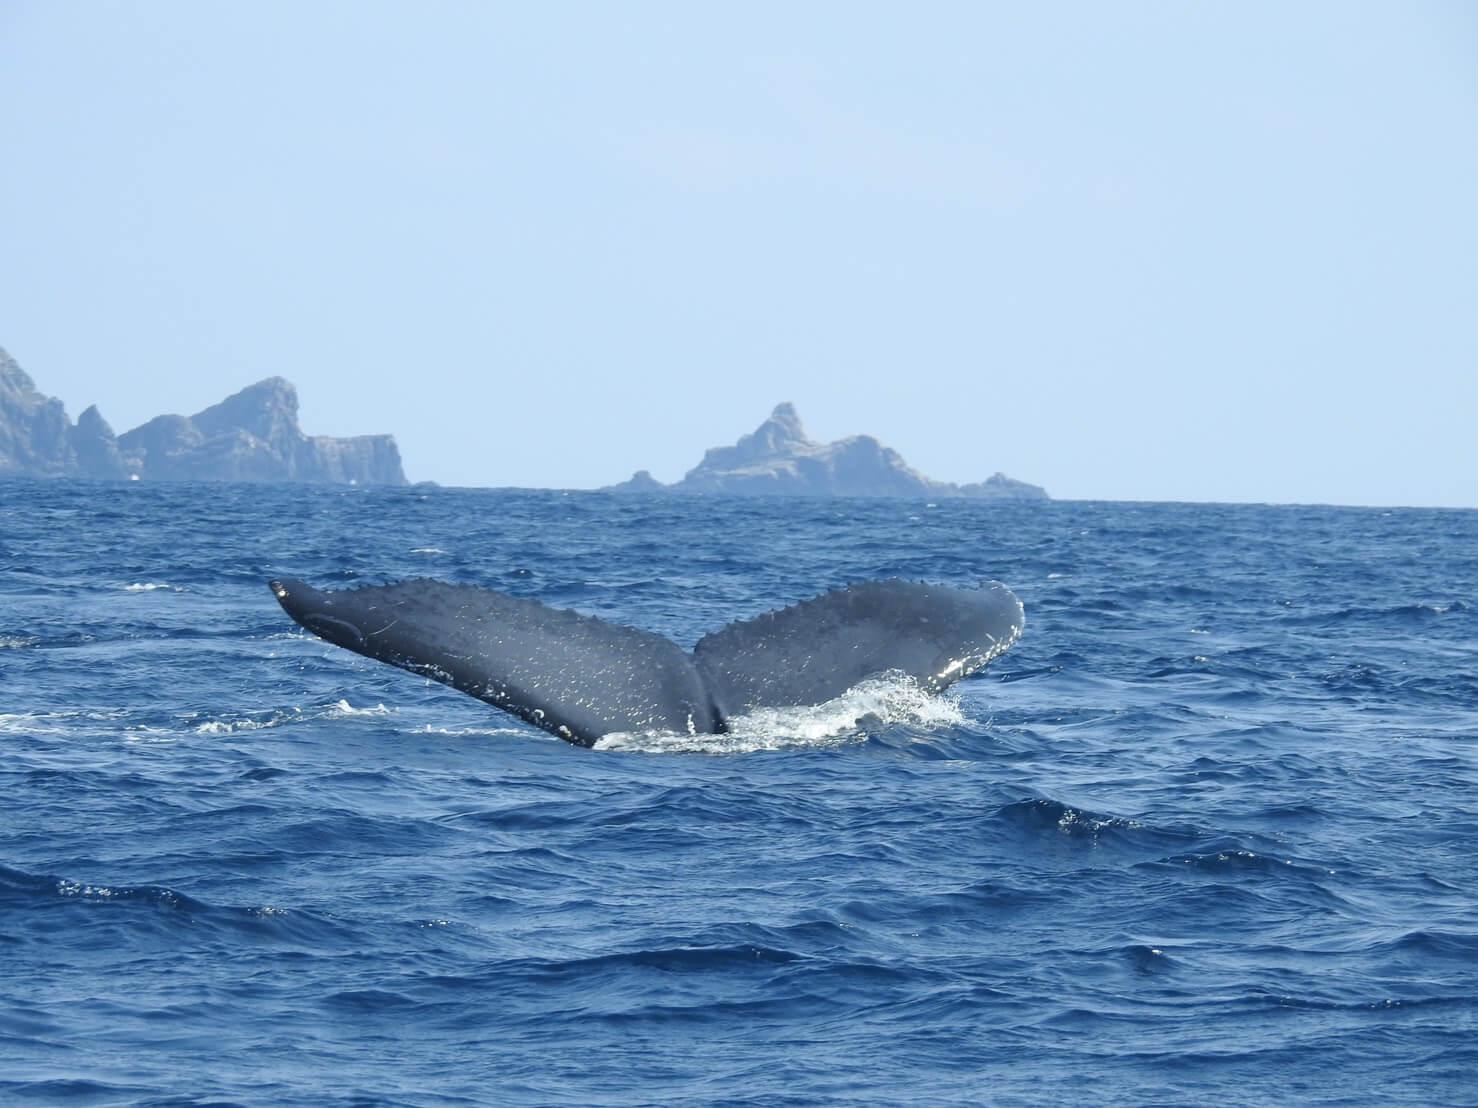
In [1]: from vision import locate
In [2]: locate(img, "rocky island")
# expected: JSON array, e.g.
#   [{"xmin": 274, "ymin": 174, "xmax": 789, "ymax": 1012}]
[
  {"xmin": 606, "ymin": 402, "xmax": 1047, "ymax": 499},
  {"xmin": 0, "ymin": 345, "xmax": 405, "ymax": 485}
]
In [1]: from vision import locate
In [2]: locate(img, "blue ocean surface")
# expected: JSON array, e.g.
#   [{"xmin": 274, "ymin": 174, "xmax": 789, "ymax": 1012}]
[{"xmin": 2, "ymin": 482, "xmax": 1475, "ymax": 1105}]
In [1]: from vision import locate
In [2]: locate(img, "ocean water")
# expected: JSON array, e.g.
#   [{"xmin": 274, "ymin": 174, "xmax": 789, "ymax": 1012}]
[{"xmin": 2, "ymin": 482, "xmax": 1475, "ymax": 1106}]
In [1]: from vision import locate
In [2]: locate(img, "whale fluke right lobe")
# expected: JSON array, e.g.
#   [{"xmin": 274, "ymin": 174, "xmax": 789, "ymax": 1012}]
[{"xmin": 695, "ymin": 580, "xmax": 1024, "ymax": 718}]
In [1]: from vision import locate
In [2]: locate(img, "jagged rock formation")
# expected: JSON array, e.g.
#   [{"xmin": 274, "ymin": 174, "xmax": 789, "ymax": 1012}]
[
  {"xmin": 0, "ymin": 345, "xmax": 406, "ymax": 485},
  {"xmin": 117, "ymin": 377, "xmax": 405, "ymax": 484},
  {"xmin": 1, "ymin": 347, "xmax": 78, "ymax": 476},
  {"xmin": 952, "ymin": 472, "xmax": 1049, "ymax": 499},
  {"xmin": 612, "ymin": 469, "xmax": 667, "ymax": 492},
  {"xmin": 69, "ymin": 405, "xmax": 132, "ymax": 479},
  {"xmin": 605, "ymin": 403, "xmax": 1047, "ymax": 499}
]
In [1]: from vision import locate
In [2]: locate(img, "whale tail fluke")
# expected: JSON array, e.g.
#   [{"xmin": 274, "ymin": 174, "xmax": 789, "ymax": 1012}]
[{"xmin": 269, "ymin": 577, "xmax": 1022, "ymax": 747}]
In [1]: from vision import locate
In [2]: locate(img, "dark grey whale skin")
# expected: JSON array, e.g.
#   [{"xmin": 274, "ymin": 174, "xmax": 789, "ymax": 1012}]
[{"xmin": 269, "ymin": 577, "xmax": 1024, "ymax": 747}]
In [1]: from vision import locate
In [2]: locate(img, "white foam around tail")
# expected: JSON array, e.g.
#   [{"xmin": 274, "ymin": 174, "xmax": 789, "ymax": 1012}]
[{"xmin": 593, "ymin": 672, "xmax": 965, "ymax": 754}]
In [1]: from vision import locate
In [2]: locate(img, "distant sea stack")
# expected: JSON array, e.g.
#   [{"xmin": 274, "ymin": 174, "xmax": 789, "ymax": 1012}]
[
  {"xmin": 0, "ymin": 345, "xmax": 406, "ymax": 485},
  {"xmin": 604, "ymin": 402, "xmax": 1047, "ymax": 500}
]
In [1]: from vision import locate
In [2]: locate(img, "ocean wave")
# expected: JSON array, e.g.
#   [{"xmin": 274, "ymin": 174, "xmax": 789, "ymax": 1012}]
[
  {"xmin": 193, "ymin": 709, "xmax": 302, "ymax": 735},
  {"xmin": 1373, "ymin": 929, "xmax": 1478, "ymax": 962},
  {"xmin": 1280, "ymin": 600, "xmax": 1471, "ymax": 628},
  {"xmin": 531, "ymin": 944, "xmax": 806, "ymax": 979},
  {"xmin": 2, "ymin": 863, "xmax": 210, "ymax": 918},
  {"xmin": 414, "ymin": 724, "xmax": 532, "ymax": 739},
  {"xmin": 0, "ymin": 708, "xmax": 131, "ymax": 735},
  {"xmin": 191, "ymin": 700, "xmax": 391, "ymax": 735},
  {"xmin": 0, "ymin": 862, "xmax": 359, "ymax": 948},
  {"xmin": 1158, "ymin": 848, "xmax": 1337, "ymax": 878},
  {"xmin": 991, "ymin": 796, "xmax": 1167, "ymax": 844},
  {"xmin": 329, "ymin": 699, "xmax": 393, "ymax": 717}
]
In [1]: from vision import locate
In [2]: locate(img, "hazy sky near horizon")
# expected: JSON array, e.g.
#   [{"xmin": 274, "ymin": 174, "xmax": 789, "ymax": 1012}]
[{"xmin": 2, "ymin": 2, "xmax": 1474, "ymax": 506}]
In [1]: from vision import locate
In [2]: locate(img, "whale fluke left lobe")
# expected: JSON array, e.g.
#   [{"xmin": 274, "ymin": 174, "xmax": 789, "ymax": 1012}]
[{"xmin": 268, "ymin": 578, "xmax": 720, "ymax": 745}]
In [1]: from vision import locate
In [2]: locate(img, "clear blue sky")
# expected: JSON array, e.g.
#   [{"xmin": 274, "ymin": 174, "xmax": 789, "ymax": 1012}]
[{"xmin": 2, "ymin": 2, "xmax": 1474, "ymax": 505}]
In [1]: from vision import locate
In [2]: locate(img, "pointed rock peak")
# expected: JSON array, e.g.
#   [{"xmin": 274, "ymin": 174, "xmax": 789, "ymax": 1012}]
[
  {"xmin": 76, "ymin": 404, "xmax": 115, "ymax": 434},
  {"xmin": 766, "ymin": 402, "xmax": 805, "ymax": 437},
  {"xmin": 227, "ymin": 376, "xmax": 298, "ymax": 407},
  {"xmin": 742, "ymin": 402, "xmax": 811, "ymax": 456},
  {"xmin": 191, "ymin": 376, "xmax": 301, "ymax": 441},
  {"xmin": 716, "ymin": 401, "xmax": 813, "ymax": 466},
  {"xmin": 211, "ymin": 377, "xmax": 296, "ymax": 415}
]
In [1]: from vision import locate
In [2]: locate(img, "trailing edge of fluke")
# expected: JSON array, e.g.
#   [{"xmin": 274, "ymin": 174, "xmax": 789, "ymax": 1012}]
[{"xmin": 269, "ymin": 576, "xmax": 1024, "ymax": 747}]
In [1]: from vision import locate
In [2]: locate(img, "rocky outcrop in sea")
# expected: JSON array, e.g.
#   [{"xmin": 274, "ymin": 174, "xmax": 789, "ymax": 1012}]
[
  {"xmin": 605, "ymin": 402, "xmax": 1047, "ymax": 499},
  {"xmin": 0, "ymin": 345, "xmax": 405, "ymax": 485}
]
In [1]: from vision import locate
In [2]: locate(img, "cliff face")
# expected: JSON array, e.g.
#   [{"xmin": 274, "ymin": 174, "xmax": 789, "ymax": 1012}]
[
  {"xmin": 606, "ymin": 403, "xmax": 1048, "ymax": 499},
  {"xmin": 0, "ymin": 345, "xmax": 406, "ymax": 485},
  {"xmin": 116, "ymin": 377, "xmax": 406, "ymax": 484},
  {"xmin": 0, "ymin": 347, "xmax": 78, "ymax": 476}
]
